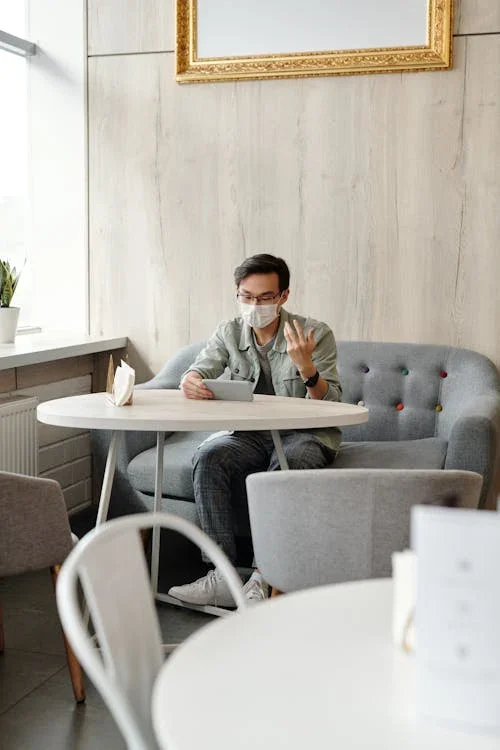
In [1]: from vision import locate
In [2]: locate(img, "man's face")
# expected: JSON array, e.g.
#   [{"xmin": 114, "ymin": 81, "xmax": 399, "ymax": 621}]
[{"xmin": 236, "ymin": 273, "xmax": 289, "ymax": 306}]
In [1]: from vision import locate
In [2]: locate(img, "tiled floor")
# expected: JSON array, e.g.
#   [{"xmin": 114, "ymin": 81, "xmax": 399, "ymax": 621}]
[{"xmin": 0, "ymin": 520, "xmax": 219, "ymax": 749}]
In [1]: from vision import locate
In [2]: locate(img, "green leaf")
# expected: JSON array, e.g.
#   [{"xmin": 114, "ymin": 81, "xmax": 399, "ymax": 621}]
[{"xmin": 0, "ymin": 259, "xmax": 22, "ymax": 307}]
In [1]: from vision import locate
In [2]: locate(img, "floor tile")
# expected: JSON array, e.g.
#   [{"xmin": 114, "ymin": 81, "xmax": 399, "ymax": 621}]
[
  {"xmin": 0, "ymin": 574, "xmax": 66, "ymax": 657},
  {"xmin": 157, "ymin": 600, "xmax": 213, "ymax": 644},
  {"xmin": 0, "ymin": 667, "xmax": 126, "ymax": 750},
  {"xmin": 0, "ymin": 649, "xmax": 65, "ymax": 714}
]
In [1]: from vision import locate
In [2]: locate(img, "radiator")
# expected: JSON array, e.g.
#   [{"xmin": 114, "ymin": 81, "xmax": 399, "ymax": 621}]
[{"xmin": 0, "ymin": 395, "xmax": 39, "ymax": 476}]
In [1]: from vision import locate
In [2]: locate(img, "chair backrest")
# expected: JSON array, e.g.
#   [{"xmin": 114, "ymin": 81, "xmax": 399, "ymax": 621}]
[
  {"xmin": 144, "ymin": 339, "xmax": 500, "ymax": 442},
  {"xmin": 56, "ymin": 512, "xmax": 246, "ymax": 750},
  {"xmin": 336, "ymin": 341, "xmax": 500, "ymax": 442},
  {"xmin": 246, "ymin": 469, "xmax": 483, "ymax": 593},
  {"xmin": 0, "ymin": 472, "xmax": 73, "ymax": 576}
]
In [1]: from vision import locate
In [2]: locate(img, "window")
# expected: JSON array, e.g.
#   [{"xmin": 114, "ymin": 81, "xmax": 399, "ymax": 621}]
[
  {"xmin": 0, "ymin": 6, "xmax": 25, "ymax": 37},
  {"xmin": 0, "ymin": 2, "xmax": 87, "ymax": 333},
  {"xmin": 0, "ymin": 8, "xmax": 30, "ymax": 324}
]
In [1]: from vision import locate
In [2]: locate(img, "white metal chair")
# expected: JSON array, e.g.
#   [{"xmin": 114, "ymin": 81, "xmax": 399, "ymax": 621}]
[{"xmin": 56, "ymin": 512, "xmax": 247, "ymax": 750}]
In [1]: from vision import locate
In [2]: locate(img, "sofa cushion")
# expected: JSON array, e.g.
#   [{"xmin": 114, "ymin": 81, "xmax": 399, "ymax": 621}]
[
  {"xmin": 136, "ymin": 492, "xmax": 199, "ymax": 523},
  {"xmin": 128, "ymin": 431, "xmax": 215, "ymax": 500},
  {"xmin": 334, "ymin": 437, "xmax": 448, "ymax": 470},
  {"xmin": 129, "ymin": 432, "xmax": 448, "ymax": 502}
]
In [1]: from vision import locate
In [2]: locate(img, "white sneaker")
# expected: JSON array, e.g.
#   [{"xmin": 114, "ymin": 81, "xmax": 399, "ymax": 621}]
[
  {"xmin": 242, "ymin": 575, "xmax": 270, "ymax": 605},
  {"xmin": 168, "ymin": 569, "xmax": 238, "ymax": 608}
]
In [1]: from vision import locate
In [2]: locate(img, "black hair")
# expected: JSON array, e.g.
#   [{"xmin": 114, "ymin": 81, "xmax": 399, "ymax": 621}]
[{"xmin": 234, "ymin": 254, "xmax": 290, "ymax": 292}]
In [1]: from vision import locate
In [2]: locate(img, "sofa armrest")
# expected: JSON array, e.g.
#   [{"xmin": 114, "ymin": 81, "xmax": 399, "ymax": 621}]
[
  {"xmin": 124, "ymin": 369, "xmax": 182, "ymax": 457},
  {"xmin": 92, "ymin": 428, "xmax": 158, "ymax": 473},
  {"xmin": 137, "ymin": 341, "xmax": 206, "ymax": 391},
  {"xmin": 127, "ymin": 381, "xmax": 176, "ymax": 458},
  {"xmin": 137, "ymin": 375, "xmax": 180, "ymax": 391},
  {"xmin": 91, "ymin": 430, "xmax": 154, "ymax": 518},
  {"xmin": 132, "ymin": 343, "xmax": 209, "ymax": 442},
  {"xmin": 444, "ymin": 392, "xmax": 500, "ymax": 509}
]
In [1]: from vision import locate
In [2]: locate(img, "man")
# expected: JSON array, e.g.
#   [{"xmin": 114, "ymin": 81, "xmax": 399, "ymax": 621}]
[{"xmin": 168, "ymin": 254, "xmax": 342, "ymax": 606}]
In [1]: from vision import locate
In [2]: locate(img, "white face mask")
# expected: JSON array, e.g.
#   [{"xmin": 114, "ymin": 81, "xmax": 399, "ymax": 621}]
[{"xmin": 239, "ymin": 301, "xmax": 280, "ymax": 329}]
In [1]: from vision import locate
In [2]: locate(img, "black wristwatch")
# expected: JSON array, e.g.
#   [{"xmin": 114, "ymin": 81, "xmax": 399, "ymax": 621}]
[{"xmin": 302, "ymin": 370, "xmax": 320, "ymax": 388}]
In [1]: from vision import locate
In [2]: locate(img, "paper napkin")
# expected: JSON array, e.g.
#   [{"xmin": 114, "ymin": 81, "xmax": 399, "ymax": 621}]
[{"xmin": 106, "ymin": 358, "xmax": 135, "ymax": 406}]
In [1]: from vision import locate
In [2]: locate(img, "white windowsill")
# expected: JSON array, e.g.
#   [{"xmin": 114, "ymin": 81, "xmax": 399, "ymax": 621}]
[{"xmin": 0, "ymin": 331, "xmax": 128, "ymax": 371}]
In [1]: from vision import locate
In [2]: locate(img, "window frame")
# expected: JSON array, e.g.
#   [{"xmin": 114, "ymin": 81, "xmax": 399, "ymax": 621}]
[
  {"xmin": 0, "ymin": 2, "xmax": 88, "ymax": 334},
  {"xmin": 0, "ymin": 29, "xmax": 37, "ymax": 57}
]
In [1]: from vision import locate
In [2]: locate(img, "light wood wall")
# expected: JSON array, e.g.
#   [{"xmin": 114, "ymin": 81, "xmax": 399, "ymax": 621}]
[{"xmin": 88, "ymin": 1, "xmax": 500, "ymax": 383}]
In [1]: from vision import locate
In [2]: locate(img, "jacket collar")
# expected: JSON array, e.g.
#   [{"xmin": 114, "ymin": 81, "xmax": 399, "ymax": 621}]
[
  {"xmin": 238, "ymin": 323, "xmax": 253, "ymax": 351},
  {"xmin": 238, "ymin": 308, "xmax": 290, "ymax": 353},
  {"xmin": 273, "ymin": 309, "xmax": 290, "ymax": 353}
]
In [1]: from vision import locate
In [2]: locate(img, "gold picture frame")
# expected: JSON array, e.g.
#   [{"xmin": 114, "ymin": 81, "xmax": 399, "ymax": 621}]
[{"xmin": 176, "ymin": 0, "xmax": 453, "ymax": 85}]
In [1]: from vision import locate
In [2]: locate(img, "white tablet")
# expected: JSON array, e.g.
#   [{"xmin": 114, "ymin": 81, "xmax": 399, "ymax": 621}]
[{"xmin": 202, "ymin": 379, "xmax": 254, "ymax": 402}]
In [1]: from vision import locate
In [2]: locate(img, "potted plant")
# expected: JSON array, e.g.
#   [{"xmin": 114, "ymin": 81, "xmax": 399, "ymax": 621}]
[{"xmin": 0, "ymin": 259, "xmax": 22, "ymax": 343}]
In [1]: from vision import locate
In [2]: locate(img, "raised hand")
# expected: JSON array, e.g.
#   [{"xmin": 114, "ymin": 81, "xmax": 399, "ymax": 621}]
[{"xmin": 283, "ymin": 320, "xmax": 316, "ymax": 372}]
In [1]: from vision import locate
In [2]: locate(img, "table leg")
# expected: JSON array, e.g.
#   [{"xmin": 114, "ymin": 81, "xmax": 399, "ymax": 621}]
[
  {"xmin": 270, "ymin": 430, "xmax": 289, "ymax": 470},
  {"xmin": 151, "ymin": 431, "xmax": 165, "ymax": 595},
  {"xmin": 95, "ymin": 431, "xmax": 122, "ymax": 526},
  {"xmin": 84, "ymin": 431, "xmax": 121, "ymax": 630},
  {"xmin": 152, "ymin": 432, "xmax": 287, "ymax": 619},
  {"xmin": 150, "ymin": 430, "xmax": 233, "ymax": 618},
  {"xmin": 154, "ymin": 596, "xmax": 234, "ymax": 622}
]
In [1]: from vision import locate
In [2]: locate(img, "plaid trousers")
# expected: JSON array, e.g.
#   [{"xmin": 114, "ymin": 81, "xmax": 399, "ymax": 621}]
[{"xmin": 192, "ymin": 430, "xmax": 336, "ymax": 563}]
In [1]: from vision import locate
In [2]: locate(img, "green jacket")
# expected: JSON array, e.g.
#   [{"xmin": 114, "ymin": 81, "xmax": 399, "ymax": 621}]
[{"xmin": 185, "ymin": 308, "xmax": 343, "ymax": 452}]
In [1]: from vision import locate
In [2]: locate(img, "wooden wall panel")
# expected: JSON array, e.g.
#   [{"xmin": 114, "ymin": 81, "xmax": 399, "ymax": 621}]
[
  {"xmin": 451, "ymin": 35, "xmax": 500, "ymax": 362},
  {"xmin": 20, "ymin": 374, "xmax": 92, "ymax": 402},
  {"xmin": 40, "ymin": 456, "xmax": 91, "ymax": 489},
  {"xmin": 0, "ymin": 370, "xmax": 16, "ymax": 393},
  {"xmin": 16, "ymin": 355, "xmax": 94, "ymax": 389},
  {"xmin": 86, "ymin": 0, "xmax": 500, "ymax": 54},
  {"xmin": 88, "ymin": 0, "xmax": 174, "ymax": 56},
  {"xmin": 89, "ymin": 32, "xmax": 500, "ymax": 380},
  {"xmin": 455, "ymin": 0, "xmax": 500, "ymax": 35},
  {"xmin": 63, "ymin": 478, "xmax": 92, "ymax": 513},
  {"xmin": 39, "ymin": 433, "xmax": 91, "ymax": 473},
  {"xmin": 21, "ymin": 375, "xmax": 91, "ymax": 447},
  {"xmin": 89, "ymin": 53, "xmax": 195, "ymax": 381}
]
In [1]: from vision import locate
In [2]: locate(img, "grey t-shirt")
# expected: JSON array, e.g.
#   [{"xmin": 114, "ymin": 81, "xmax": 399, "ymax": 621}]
[{"xmin": 253, "ymin": 334, "xmax": 276, "ymax": 395}]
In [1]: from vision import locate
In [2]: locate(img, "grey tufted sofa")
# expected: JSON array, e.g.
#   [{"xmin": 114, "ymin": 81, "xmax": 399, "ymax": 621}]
[{"xmin": 92, "ymin": 341, "xmax": 500, "ymax": 548}]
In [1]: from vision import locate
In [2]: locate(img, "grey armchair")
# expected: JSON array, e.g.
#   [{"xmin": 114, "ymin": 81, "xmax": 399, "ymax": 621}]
[
  {"xmin": 246, "ymin": 468, "xmax": 483, "ymax": 594},
  {"xmin": 0, "ymin": 471, "xmax": 85, "ymax": 703},
  {"xmin": 91, "ymin": 341, "xmax": 500, "ymax": 558}
]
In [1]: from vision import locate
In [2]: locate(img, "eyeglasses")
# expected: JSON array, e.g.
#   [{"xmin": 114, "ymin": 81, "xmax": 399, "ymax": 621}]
[{"xmin": 236, "ymin": 291, "xmax": 282, "ymax": 305}]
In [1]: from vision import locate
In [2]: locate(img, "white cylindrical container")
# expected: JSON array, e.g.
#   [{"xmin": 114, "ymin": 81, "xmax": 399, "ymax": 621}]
[{"xmin": 0, "ymin": 307, "xmax": 20, "ymax": 344}]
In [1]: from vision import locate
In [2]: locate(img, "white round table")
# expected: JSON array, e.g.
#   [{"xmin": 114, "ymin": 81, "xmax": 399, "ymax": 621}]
[
  {"xmin": 152, "ymin": 579, "xmax": 500, "ymax": 750},
  {"xmin": 38, "ymin": 389, "xmax": 368, "ymax": 616},
  {"xmin": 36, "ymin": 389, "xmax": 367, "ymax": 432}
]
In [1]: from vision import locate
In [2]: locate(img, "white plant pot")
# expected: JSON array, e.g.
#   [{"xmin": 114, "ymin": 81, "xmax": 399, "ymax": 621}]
[{"xmin": 0, "ymin": 307, "xmax": 20, "ymax": 344}]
